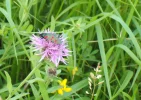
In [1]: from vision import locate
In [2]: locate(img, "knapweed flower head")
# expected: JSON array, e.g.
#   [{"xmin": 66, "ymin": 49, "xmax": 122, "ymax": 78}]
[
  {"xmin": 46, "ymin": 67, "xmax": 57, "ymax": 76},
  {"xmin": 57, "ymin": 79, "xmax": 72, "ymax": 95},
  {"xmin": 31, "ymin": 29, "xmax": 70, "ymax": 67}
]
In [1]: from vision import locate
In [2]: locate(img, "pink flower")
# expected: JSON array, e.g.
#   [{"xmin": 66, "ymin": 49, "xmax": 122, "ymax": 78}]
[{"xmin": 31, "ymin": 29, "xmax": 70, "ymax": 67}]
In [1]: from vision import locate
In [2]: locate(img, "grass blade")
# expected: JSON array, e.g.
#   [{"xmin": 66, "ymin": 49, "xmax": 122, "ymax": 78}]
[{"xmin": 95, "ymin": 23, "xmax": 111, "ymax": 98}]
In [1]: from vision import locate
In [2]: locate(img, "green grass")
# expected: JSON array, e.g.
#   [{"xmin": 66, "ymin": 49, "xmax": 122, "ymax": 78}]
[{"xmin": 0, "ymin": 0, "xmax": 141, "ymax": 100}]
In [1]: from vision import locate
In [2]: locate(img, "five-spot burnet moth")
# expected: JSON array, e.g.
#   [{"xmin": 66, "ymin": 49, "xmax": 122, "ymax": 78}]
[{"xmin": 40, "ymin": 32, "xmax": 61, "ymax": 44}]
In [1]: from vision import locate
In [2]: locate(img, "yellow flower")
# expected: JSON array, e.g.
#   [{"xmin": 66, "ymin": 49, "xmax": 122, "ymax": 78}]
[
  {"xmin": 58, "ymin": 79, "xmax": 67, "ymax": 87},
  {"xmin": 58, "ymin": 88, "xmax": 63, "ymax": 95},
  {"xmin": 72, "ymin": 67, "xmax": 78, "ymax": 75},
  {"xmin": 57, "ymin": 79, "xmax": 72, "ymax": 95},
  {"xmin": 64, "ymin": 87, "xmax": 72, "ymax": 92}
]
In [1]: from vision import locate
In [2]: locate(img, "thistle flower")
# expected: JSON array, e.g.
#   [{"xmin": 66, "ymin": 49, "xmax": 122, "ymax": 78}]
[{"xmin": 31, "ymin": 29, "xmax": 70, "ymax": 67}]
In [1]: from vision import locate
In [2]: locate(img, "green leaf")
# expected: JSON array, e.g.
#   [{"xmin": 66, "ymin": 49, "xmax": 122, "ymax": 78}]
[
  {"xmin": 110, "ymin": 14, "xmax": 141, "ymax": 59},
  {"xmin": 4, "ymin": 71, "xmax": 12, "ymax": 93},
  {"xmin": 106, "ymin": 46, "xmax": 115, "ymax": 61},
  {"xmin": 122, "ymin": 92, "xmax": 132, "ymax": 100},
  {"xmin": 116, "ymin": 44, "xmax": 141, "ymax": 67},
  {"xmin": 10, "ymin": 93, "xmax": 29, "ymax": 100},
  {"xmin": 51, "ymin": 16, "xmax": 55, "ymax": 31},
  {"xmin": 26, "ymin": 25, "xmax": 33, "ymax": 32},
  {"xmin": 95, "ymin": 23, "xmax": 111, "ymax": 98},
  {"xmin": 56, "ymin": 1, "xmax": 88, "ymax": 19},
  {"xmin": 47, "ymin": 86, "xmax": 61, "ymax": 93},
  {"xmin": 129, "ymin": 67, "xmax": 141, "ymax": 91},
  {"xmin": 111, "ymin": 70, "xmax": 133, "ymax": 99},
  {"xmin": 21, "ymin": 21, "xmax": 30, "ymax": 30},
  {"xmin": 30, "ymin": 84, "xmax": 40, "ymax": 100},
  {"xmin": 6, "ymin": 0, "xmax": 11, "ymax": 16},
  {"xmin": 27, "ymin": 78, "xmax": 45, "ymax": 84}
]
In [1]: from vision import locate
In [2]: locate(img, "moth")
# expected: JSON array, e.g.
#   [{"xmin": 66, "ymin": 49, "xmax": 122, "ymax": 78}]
[{"xmin": 40, "ymin": 33, "xmax": 61, "ymax": 44}]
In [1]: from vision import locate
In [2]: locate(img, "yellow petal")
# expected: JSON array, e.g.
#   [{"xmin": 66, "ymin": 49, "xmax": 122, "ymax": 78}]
[
  {"xmin": 72, "ymin": 67, "xmax": 78, "ymax": 75},
  {"xmin": 74, "ymin": 67, "xmax": 78, "ymax": 71},
  {"xmin": 64, "ymin": 87, "xmax": 72, "ymax": 92},
  {"xmin": 61, "ymin": 79, "xmax": 67, "ymax": 86},
  {"xmin": 58, "ymin": 88, "xmax": 63, "ymax": 95},
  {"xmin": 58, "ymin": 79, "xmax": 67, "ymax": 87}
]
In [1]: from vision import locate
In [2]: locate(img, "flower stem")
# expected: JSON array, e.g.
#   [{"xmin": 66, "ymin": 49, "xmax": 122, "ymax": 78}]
[
  {"xmin": 32, "ymin": 61, "xmax": 50, "ymax": 100},
  {"xmin": 34, "ymin": 69, "xmax": 50, "ymax": 100}
]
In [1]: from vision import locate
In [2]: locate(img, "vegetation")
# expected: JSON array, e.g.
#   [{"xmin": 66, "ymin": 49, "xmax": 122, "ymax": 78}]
[{"xmin": 0, "ymin": 0, "xmax": 141, "ymax": 100}]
